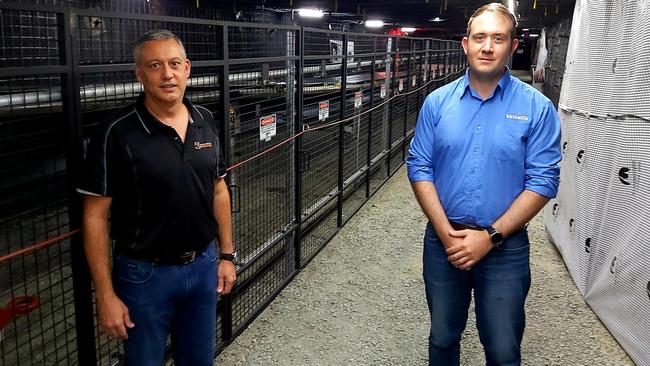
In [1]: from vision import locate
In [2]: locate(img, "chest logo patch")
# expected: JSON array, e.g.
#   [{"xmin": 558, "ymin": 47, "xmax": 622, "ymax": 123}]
[
  {"xmin": 505, "ymin": 113, "xmax": 529, "ymax": 121},
  {"xmin": 194, "ymin": 141, "xmax": 213, "ymax": 150}
]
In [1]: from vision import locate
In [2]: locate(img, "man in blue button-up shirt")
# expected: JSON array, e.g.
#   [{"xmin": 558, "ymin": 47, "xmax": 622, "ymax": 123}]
[{"xmin": 406, "ymin": 3, "xmax": 561, "ymax": 365}]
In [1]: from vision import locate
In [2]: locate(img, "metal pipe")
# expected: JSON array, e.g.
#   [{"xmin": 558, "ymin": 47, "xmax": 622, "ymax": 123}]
[
  {"xmin": 1, "ymin": 60, "xmax": 386, "ymax": 109},
  {"xmin": 0, "ymin": 57, "xmax": 436, "ymax": 110}
]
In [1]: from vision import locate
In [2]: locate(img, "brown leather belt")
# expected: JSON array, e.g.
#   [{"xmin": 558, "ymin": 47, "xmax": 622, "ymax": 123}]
[{"xmin": 449, "ymin": 221, "xmax": 483, "ymax": 231}]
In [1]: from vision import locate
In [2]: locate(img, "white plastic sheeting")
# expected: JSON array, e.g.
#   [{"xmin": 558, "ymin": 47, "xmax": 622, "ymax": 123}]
[{"xmin": 544, "ymin": 1, "xmax": 650, "ymax": 364}]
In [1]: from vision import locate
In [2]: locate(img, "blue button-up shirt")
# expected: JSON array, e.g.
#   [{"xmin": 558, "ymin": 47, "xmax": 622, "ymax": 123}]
[{"xmin": 406, "ymin": 69, "xmax": 561, "ymax": 227}]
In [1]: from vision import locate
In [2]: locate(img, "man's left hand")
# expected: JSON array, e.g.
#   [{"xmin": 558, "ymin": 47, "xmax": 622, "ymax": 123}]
[
  {"xmin": 445, "ymin": 229, "xmax": 494, "ymax": 270},
  {"xmin": 217, "ymin": 261, "xmax": 236, "ymax": 295}
]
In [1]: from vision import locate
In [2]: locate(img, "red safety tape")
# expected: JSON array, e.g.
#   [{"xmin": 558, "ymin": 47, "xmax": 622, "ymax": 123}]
[
  {"xmin": 0, "ymin": 296, "xmax": 41, "ymax": 329},
  {"xmin": 0, "ymin": 229, "xmax": 80, "ymax": 264}
]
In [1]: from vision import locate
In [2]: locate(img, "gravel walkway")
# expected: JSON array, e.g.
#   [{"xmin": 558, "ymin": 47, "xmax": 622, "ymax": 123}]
[{"xmin": 216, "ymin": 166, "xmax": 634, "ymax": 366}]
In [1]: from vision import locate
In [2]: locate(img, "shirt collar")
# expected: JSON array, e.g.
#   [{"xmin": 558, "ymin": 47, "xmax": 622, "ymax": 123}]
[
  {"xmin": 459, "ymin": 66, "xmax": 512, "ymax": 101},
  {"xmin": 134, "ymin": 93, "xmax": 200, "ymax": 134}
]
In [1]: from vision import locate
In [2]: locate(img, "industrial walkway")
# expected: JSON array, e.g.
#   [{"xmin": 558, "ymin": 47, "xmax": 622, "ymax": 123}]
[{"xmin": 216, "ymin": 166, "xmax": 633, "ymax": 366}]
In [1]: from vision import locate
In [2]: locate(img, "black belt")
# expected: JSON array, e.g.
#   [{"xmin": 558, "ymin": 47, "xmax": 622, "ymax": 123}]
[
  {"xmin": 449, "ymin": 221, "xmax": 527, "ymax": 234},
  {"xmin": 449, "ymin": 221, "xmax": 483, "ymax": 231},
  {"xmin": 115, "ymin": 246, "xmax": 201, "ymax": 265}
]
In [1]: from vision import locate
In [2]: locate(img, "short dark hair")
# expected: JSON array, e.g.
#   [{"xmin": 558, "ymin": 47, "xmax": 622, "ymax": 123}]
[
  {"xmin": 133, "ymin": 29, "xmax": 186, "ymax": 64},
  {"xmin": 466, "ymin": 3, "xmax": 518, "ymax": 40}
]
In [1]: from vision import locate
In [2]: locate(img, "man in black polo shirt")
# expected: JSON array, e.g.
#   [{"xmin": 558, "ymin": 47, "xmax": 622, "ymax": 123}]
[{"xmin": 78, "ymin": 30, "xmax": 236, "ymax": 366}]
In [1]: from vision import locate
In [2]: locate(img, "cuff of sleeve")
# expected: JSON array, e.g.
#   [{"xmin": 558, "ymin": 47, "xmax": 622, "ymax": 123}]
[
  {"xmin": 407, "ymin": 166, "xmax": 435, "ymax": 182},
  {"xmin": 524, "ymin": 181, "xmax": 558, "ymax": 199},
  {"xmin": 76, "ymin": 188, "xmax": 103, "ymax": 196}
]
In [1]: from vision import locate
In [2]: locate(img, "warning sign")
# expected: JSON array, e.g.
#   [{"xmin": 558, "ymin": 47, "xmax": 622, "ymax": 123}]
[
  {"xmin": 380, "ymin": 85, "xmax": 386, "ymax": 99},
  {"xmin": 318, "ymin": 100, "xmax": 329, "ymax": 121},
  {"xmin": 259, "ymin": 114, "xmax": 276, "ymax": 142},
  {"xmin": 412, "ymin": 75, "xmax": 417, "ymax": 87},
  {"xmin": 399, "ymin": 79, "xmax": 404, "ymax": 92},
  {"xmin": 354, "ymin": 91, "xmax": 362, "ymax": 109}
]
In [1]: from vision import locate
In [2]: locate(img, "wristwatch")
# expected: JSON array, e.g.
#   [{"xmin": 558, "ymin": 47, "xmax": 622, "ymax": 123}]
[
  {"xmin": 220, "ymin": 251, "xmax": 238, "ymax": 263},
  {"xmin": 485, "ymin": 226, "xmax": 504, "ymax": 248}
]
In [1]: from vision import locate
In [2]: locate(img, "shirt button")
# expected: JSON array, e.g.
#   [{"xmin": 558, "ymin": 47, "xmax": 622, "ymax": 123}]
[
  {"xmin": 476, "ymin": 124, "xmax": 482, "ymax": 130},
  {"xmin": 473, "ymin": 146, "xmax": 479, "ymax": 152},
  {"xmin": 467, "ymin": 193, "xmax": 473, "ymax": 197},
  {"xmin": 470, "ymin": 169, "xmax": 475, "ymax": 174}
]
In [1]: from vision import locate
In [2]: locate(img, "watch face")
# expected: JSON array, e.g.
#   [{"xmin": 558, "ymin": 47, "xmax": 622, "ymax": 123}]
[{"xmin": 488, "ymin": 228, "xmax": 503, "ymax": 244}]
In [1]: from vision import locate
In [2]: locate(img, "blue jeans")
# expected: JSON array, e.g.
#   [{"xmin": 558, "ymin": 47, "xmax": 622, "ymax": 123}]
[
  {"xmin": 423, "ymin": 222, "xmax": 531, "ymax": 366},
  {"xmin": 113, "ymin": 242, "xmax": 218, "ymax": 366}
]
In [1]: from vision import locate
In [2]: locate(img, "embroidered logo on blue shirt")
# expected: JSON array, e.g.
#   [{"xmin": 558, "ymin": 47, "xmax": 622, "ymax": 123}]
[{"xmin": 505, "ymin": 113, "xmax": 529, "ymax": 121}]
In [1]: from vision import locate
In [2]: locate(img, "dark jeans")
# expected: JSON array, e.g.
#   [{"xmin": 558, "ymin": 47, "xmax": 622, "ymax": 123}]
[
  {"xmin": 113, "ymin": 242, "xmax": 218, "ymax": 366},
  {"xmin": 423, "ymin": 222, "xmax": 531, "ymax": 366}
]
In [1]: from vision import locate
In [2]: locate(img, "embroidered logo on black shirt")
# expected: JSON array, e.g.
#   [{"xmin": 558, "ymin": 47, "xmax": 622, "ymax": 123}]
[{"xmin": 194, "ymin": 141, "xmax": 213, "ymax": 150}]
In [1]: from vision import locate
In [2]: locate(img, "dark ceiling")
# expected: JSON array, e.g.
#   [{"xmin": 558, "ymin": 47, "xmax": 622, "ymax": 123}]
[{"xmin": 225, "ymin": 0, "xmax": 576, "ymax": 36}]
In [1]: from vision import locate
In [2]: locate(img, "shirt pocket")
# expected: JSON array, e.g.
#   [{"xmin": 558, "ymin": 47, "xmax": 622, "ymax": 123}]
[{"xmin": 493, "ymin": 120, "xmax": 529, "ymax": 163}]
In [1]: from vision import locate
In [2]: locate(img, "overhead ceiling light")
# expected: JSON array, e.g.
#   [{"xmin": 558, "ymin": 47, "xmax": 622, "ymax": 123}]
[
  {"xmin": 529, "ymin": 34, "xmax": 539, "ymax": 37},
  {"xmin": 298, "ymin": 8, "xmax": 324, "ymax": 18},
  {"xmin": 401, "ymin": 27, "xmax": 416, "ymax": 32},
  {"xmin": 430, "ymin": 17, "xmax": 445, "ymax": 22},
  {"xmin": 522, "ymin": 28, "xmax": 530, "ymax": 31},
  {"xmin": 365, "ymin": 20, "xmax": 384, "ymax": 28}
]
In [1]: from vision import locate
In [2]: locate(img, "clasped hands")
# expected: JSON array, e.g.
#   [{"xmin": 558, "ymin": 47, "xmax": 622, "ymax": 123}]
[{"xmin": 444, "ymin": 228, "xmax": 494, "ymax": 271}]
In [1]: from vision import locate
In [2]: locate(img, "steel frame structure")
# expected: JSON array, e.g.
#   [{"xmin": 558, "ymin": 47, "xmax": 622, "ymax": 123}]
[{"xmin": 0, "ymin": 2, "xmax": 466, "ymax": 364}]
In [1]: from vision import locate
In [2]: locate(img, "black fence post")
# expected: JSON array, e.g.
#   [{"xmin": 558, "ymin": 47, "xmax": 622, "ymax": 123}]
[
  {"xmin": 219, "ymin": 24, "xmax": 234, "ymax": 343},
  {"xmin": 417, "ymin": 42, "xmax": 424, "ymax": 112},
  {"xmin": 294, "ymin": 27, "xmax": 304, "ymax": 269},
  {"xmin": 366, "ymin": 37, "xmax": 376, "ymax": 199},
  {"xmin": 426, "ymin": 40, "xmax": 432, "ymax": 95},
  {"xmin": 402, "ymin": 39, "xmax": 411, "ymax": 160},
  {"xmin": 387, "ymin": 36, "xmax": 396, "ymax": 176},
  {"xmin": 337, "ymin": 34, "xmax": 348, "ymax": 228},
  {"xmin": 445, "ymin": 41, "xmax": 451, "ymax": 81},
  {"xmin": 63, "ymin": 8, "xmax": 97, "ymax": 365}
]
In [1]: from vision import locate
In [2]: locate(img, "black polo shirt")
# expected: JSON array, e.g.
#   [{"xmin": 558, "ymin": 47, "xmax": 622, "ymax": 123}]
[{"xmin": 78, "ymin": 93, "xmax": 227, "ymax": 257}]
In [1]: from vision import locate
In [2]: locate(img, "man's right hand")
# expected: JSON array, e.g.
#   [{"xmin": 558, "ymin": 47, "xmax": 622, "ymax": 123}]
[{"xmin": 96, "ymin": 293, "xmax": 134, "ymax": 340}]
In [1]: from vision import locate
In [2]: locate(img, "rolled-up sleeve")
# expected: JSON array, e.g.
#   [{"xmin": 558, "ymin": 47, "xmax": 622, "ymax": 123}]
[
  {"xmin": 406, "ymin": 94, "xmax": 437, "ymax": 182},
  {"xmin": 524, "ymin": 99, "xmax": 562, "ymax": 198}
]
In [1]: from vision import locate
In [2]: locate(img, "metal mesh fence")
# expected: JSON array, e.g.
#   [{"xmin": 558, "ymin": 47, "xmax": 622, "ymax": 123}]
[
  {"xmin": 0, "ymin": 85, "xmax": 77, "ymax": 365},
  {"xmin": 0, "ymin": 9, "xmax": 61, "ymax": 68},
  {"xmin": 75, "ymin": 15, "xmax": 223, "ymax": 65},
  {"xmin": 0, "ymin": 2, "xmax": 466, "ymax": 364}
]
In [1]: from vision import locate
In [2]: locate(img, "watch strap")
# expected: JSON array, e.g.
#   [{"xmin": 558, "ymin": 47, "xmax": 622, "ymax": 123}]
[
  {"xmin": 220, "ymin": 252, "xmax": 237, "ymax": 262},
  {"xmin": 485, "ymin": 225, "xmax": 504, "ymax": 247}
]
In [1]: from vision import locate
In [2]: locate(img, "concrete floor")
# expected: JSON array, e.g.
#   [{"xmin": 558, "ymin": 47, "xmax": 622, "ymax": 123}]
[{"xmin": 216, "ymin": 166, "xmax": 634, "ymax": 366}]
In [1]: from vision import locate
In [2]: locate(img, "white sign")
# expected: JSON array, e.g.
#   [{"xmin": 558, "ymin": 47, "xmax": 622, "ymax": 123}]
[
  {"xmin": 399, "ymin": 79, "xmax": 404, "ymax": 92},
  {"xmin": 412, "ymin": 75, "xmax": 417, "ymax": 87},
  {"xmin": 380, "ymin": 85, "xmax": 386, "ymax": 99},
  {"xmin": 259, "ymin": 114, "xmax": 276, "ymax": 142},
  {"xmin": 354, "ymin": 91, "xmax": 362, "ymax": 108},
  {"xmin": 318, "ymin": 100, "xmax": 329, "ymax": 121}
]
